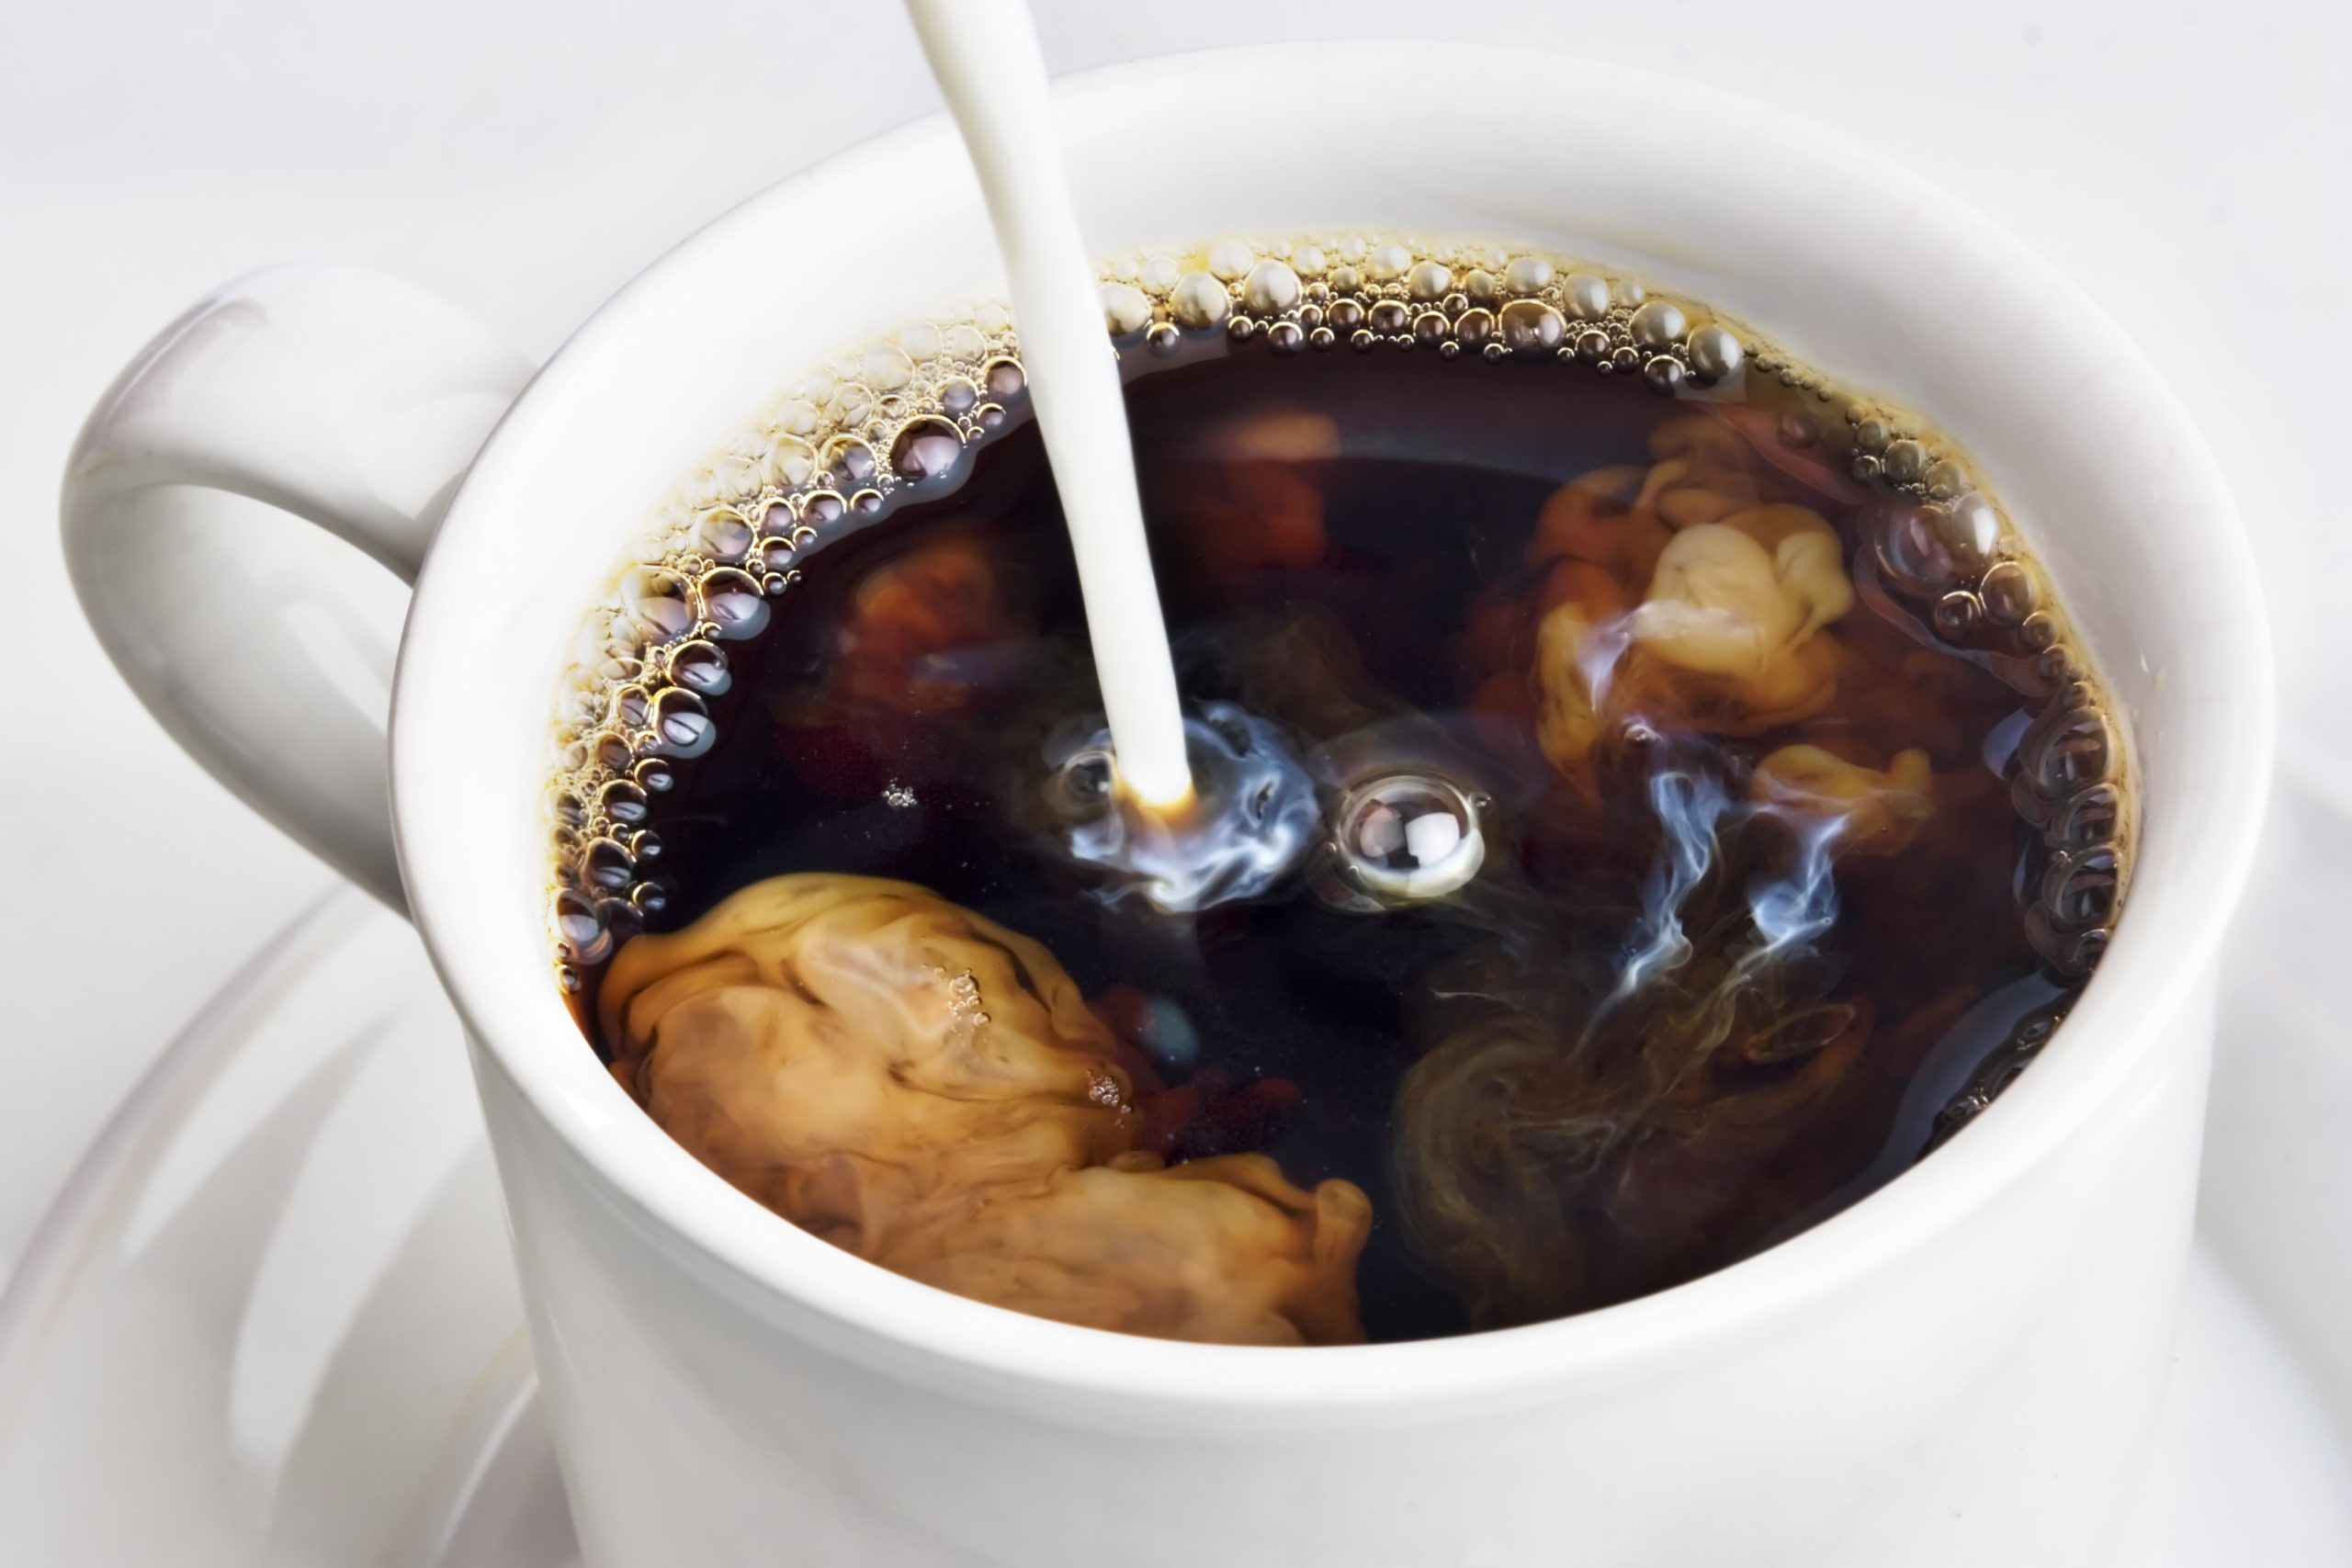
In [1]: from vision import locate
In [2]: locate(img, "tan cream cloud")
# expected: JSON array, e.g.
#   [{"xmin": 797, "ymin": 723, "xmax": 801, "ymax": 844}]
[
  {"xmin": 1751, "ymin": 743, "xmax": 1935, "ymax": 855},
  {"xmin": 1533, "ymin": 502, "xmax": 1858, "ymax": 780},
  {"xmin": 600, "ymin": 874, "xmax": 1371, "ymax": 1346}
]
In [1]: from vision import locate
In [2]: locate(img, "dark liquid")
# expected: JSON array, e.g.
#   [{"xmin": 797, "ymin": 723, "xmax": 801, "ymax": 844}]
[{"xmin": 574, "ymin": 334, "xmax": 2101, "ymax": 1341}]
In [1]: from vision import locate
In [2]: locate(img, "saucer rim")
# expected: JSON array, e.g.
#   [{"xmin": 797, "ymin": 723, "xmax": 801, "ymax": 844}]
[{"xmin": 0, "ymin": 885, "xmax": 355, "ymax": 1411}]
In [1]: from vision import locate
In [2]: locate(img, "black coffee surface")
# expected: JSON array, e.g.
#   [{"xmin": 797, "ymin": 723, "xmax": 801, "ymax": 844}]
[{"xmin": 569, "ymin": 333, "xmax": 2107, "ymax": 1341}]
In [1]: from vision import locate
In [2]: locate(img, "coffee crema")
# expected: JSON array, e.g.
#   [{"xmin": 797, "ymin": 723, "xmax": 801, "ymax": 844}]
[{"xmin": 542, "ymin": 235, "xmax": 2132, "ymax": 1344}]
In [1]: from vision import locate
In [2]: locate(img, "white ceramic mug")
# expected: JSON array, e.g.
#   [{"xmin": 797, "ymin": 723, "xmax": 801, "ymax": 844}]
[{"xmin": 62, "ymin": 43, "xmax": 2271, "ymax": 1568}]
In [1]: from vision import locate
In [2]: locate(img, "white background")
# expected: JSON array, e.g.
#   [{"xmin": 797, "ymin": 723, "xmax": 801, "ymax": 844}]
[{"xmin": 3, "ymin": 0, "xmax": 2346, "ymax": 1280}]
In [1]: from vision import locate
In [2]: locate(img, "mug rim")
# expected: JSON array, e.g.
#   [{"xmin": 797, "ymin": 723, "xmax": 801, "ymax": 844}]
[{"xmin": 390, "ymin": 40, "xmax": 2274, "ymax": 1414}]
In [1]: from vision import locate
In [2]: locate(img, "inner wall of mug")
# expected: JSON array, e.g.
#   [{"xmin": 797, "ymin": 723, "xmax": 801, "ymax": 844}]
[{"xmin": 396, "ymin": 43, "xmax": 2266, "ymax": 1361}]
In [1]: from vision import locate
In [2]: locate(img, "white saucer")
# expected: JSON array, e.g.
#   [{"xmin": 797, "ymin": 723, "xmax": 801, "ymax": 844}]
[
  {"xmin": 3, "ymin": 776, "xmax": 2348, "ymax": 1564},
  {"xmin": 0, "ymin": 893, "xmax": 576, "ymax": 1567}
]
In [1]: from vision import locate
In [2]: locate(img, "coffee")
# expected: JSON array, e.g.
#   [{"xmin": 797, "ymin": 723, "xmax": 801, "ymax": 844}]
[{"xmin": 546, "ymin": 237, "xmax": 2129, "ymax": 1344}]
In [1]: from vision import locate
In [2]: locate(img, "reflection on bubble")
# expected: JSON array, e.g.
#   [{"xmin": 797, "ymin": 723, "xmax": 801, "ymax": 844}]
[{"xmin": 1322, "ymin": 770, "xmax": 1487, "ymax": 908}]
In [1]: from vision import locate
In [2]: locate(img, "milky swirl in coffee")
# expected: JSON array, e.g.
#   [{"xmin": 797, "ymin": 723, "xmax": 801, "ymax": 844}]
[{"xmin": 540, "ymin": 234, "xmax": 2132, "ymax": 1340}]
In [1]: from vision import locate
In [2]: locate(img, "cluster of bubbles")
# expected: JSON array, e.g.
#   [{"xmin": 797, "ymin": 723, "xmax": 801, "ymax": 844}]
[
  {"xmin": 1092, "ymin": 234, "xmax": 1748, "ymax": 394},
  {"xmin": 543, "ymin": 233, "xmax": 2130, "ymax": 1091},
  {"xmin": 543, "ymin": 301, "xmax": 1031, "ymax": 987},
  {"xmin": 1820, "ymin": 406, "xmax": 2123, "ymax": 981},
  {"xmin": 1928, "ymin": 995, "xmax": 2078, "ymax": 1149}
]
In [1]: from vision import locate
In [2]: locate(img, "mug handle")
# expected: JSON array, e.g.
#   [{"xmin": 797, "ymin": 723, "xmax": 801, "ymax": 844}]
[{"xmin": 61, "ymin": 267, "xmax": 535, "ymax": 911}]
